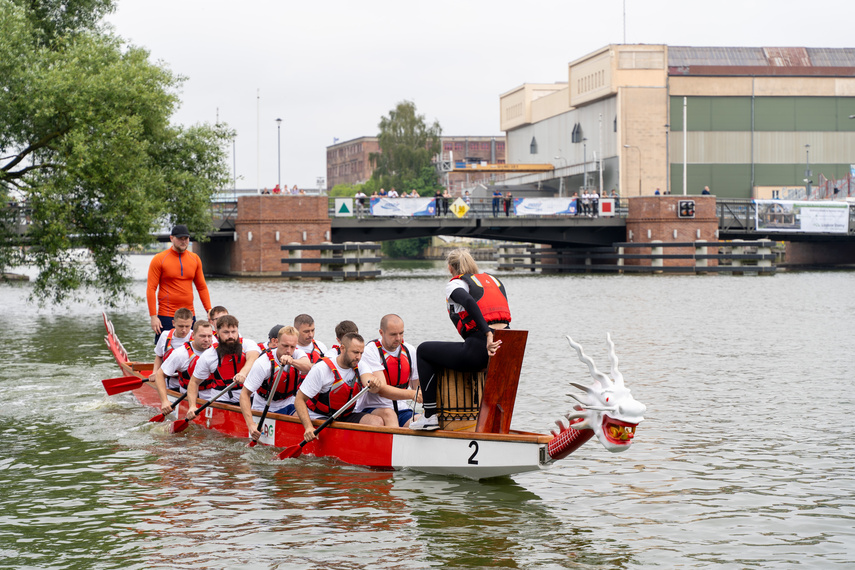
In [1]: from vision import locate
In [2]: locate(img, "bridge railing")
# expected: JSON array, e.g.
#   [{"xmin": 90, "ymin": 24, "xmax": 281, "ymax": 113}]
[{"xmin": 716, "ymin": 199, "xmax": 756, "ymax": 232}]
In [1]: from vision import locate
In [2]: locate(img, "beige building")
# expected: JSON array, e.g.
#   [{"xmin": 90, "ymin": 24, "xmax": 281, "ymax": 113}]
[{"xmin": 499, "ymin": 45, "xmax": 855, "ymax": 198}]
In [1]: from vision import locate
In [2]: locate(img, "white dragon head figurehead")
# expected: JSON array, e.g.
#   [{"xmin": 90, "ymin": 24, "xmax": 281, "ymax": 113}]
[{"xmin": 551, "ymin": 334, "xmax": 645, "ymax": 456}]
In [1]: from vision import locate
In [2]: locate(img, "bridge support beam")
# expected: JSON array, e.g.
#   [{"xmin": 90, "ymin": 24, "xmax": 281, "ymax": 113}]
[
  {"xmin": 784, "ymin": 241, "xmax": 855, "ymax": 267},
  {"xmin": 232, "ymin": 196, "xmax": 331, "ymax": 276},
  {"xmin": 624, "ymin": 196, "xmax": 719, "ymax": 268}
]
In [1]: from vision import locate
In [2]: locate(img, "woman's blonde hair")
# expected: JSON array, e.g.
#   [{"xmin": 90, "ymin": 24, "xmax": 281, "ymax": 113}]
[{"xmin": 446, "ymin": 248, "xmax": 480, "ymax": 276}]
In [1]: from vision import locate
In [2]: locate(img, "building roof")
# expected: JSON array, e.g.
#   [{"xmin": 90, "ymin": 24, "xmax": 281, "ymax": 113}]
[{"xmin": 668, "ymin": 46, "xmax": 855, "ymax": 76}]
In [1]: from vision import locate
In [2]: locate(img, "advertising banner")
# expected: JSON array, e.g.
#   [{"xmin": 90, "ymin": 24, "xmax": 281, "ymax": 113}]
[
  {"xmin": 754, "ymin": 200, "xmax": 850, "ymax": 233},
  {"xmin": 514, "ymin": 198, "xmax": 577, "ymax": 216},
  {"xmin": 369, "ymin": 197, "xmax": 436, "ymax": 217}
]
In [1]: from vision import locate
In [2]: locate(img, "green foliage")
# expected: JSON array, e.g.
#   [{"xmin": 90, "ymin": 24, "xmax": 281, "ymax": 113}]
[
  {"xmin": 329, "ymin": 183, "xmax": 359, "ymax": 197},
  {"xmin": 0, "ymin": 0, "xmax": 233, "ymax": 306},
  {"xmin": 370, "ymin": 101, "xmax": 442, "ymax": 192},
  {"xmin": 381, "ymin": 237, "xmax": 430, "ymax": 259}
]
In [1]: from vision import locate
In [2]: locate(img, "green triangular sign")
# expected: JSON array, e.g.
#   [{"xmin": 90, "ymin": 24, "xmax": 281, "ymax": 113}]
[{"xmin": 338, "ymin": 202, "xmax": 351, "ymax": 214}]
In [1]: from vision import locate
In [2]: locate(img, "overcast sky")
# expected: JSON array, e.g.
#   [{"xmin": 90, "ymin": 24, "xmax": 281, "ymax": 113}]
[{"xmin": 107, "ymin": 0, "xmax": 851, "ymax": 191}]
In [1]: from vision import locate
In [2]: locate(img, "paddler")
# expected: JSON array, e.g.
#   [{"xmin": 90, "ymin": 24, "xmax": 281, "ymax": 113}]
[
  {"xmin": 329, "ymin": 320, "xmax": 359, "ymax": 355},
  {"xmin": 294, "ymin": 314, "xmax": 328, "ymax": 366},
  {"xmin": 151, "ymin": 307, "xmax": 194, "ymax": 376},
  {"xmin": 410, "ymin": 249, "xmax": 508, "ymax": 431},
  {"xmin": 184, "ymin": 314, "xmax": 261, "ymax": 420},
  {"xmin": 358, "ymin": 314, "xmax": 421, "ymax": 427},
  {"xmin": 240, "ymin": 325, "xmax": 313, "ymax": 441},
  {"xmin": 152, "ymin": 320, "xmax": 214, "ymax": 416},
  {"xmin": 294, "ymin": 332, "xmax": 384, "ymax": 442}
]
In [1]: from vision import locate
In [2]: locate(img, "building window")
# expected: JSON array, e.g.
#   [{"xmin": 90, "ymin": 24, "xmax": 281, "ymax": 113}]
[
  {"xmin": 444, "ymin": 142, "xmax": 453, "ymax": 151},
  {"xmin": 530, "ymin": 136, "xmax": 538, "ymax": 154},
  {"xmin": 454, "ymin": 142, "xmax": 464, "ymax": 152},
  {"xmin": 496, "ymin": 142, "xmax": 505, "ymax": 151},
  {"xmin": 481, "ymin": 142, "xmax": 490, "ymax": 151},
  {"xmin": 572, "ymin": 123, "xmax": 583, "ymax": 143}
]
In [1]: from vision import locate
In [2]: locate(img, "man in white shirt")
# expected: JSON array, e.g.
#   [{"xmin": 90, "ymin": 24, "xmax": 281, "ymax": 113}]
[
  {"xmin": 185, "ymin": 315, "xmax": 261, "ymax": 418},
  {"xmin": 294, "ymin": 333, "xmax": 383, "ymax": 442},
  {"xmin": 294, "ymin": 314, "xmax": 328, "ymax": 366},
  {"xmin": 151, "ymin": 307, "xmax": 194, "ymax": 375},
  {"xmin": 152, "ymin": 320, "xmax": 214, "ymax": 416},
  {"xmin": 240, "ymin": 326, "xmax": 313, "ymax": 441},
  {"xmin": 359, "ymin": 314, "xmax": 420, "ymax": 427}
]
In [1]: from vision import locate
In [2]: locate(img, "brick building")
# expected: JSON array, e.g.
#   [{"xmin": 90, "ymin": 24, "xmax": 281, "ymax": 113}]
[{"xmin": 326, "ymin": 135, "xmax": 506, "ymax": 193}]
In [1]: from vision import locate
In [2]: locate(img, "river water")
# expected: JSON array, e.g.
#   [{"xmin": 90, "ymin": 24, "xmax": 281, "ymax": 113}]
[{"xmin": 1, "ymin": 257, "xmax": 854, "ymax": 569}]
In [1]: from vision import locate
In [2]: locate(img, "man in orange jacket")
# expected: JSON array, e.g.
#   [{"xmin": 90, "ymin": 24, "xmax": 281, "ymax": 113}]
[{"xmin": 147, "ymin": 224, "xmax": 212, "ymax": 342}]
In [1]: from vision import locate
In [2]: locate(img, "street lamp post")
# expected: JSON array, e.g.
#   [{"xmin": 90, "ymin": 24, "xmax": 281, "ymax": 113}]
[
  {"xmin": 553, "ymin": 155, "xmax": 567, "ymax": 196},
  {"xmin": 582, "ymin": 138, "xmax": 588, "ymax": 189},
  {"xmin": 276, "ymin": 118, "xmax": 282, "ymax": 189},
  {"xmin": 623, "ymin": 144, "xmax": 641, "ymax": 195},
  {"xmin": 805, "ymin": 143, "xmax": 811, "ymax": 198}
]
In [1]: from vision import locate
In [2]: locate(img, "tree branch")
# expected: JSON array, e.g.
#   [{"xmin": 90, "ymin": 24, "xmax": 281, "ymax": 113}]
[{"xmin": 1, "ymin": 127, "xmax": 70, "ymax": 174}]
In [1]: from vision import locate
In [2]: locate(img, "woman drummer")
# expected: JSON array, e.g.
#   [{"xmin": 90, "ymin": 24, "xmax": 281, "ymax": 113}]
[{"xmin": 410, "ymin": 248, "xmax": 510, "ymax": 430}]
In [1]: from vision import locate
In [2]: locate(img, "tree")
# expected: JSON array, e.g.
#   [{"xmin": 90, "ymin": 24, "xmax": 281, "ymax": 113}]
[
  {"xmin": 0, "ymin": 0, "xmax": 233, "ymax": 306},
  {"xmin": 370, "ymin": 101, "xmax": 442, "ymax": 193}
]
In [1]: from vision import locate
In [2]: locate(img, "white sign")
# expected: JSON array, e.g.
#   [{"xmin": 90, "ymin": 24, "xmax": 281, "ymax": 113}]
[
  {"xmin": 370, "ymin": 197, "xmax": 435, "ymax": 217},
  {"xmin": 754, "ymin": 200, "xmax": 850, "ymax": 234},
  {"xmin": 334, "ymin": 198, "xmax": 353, "ymax": 217}
]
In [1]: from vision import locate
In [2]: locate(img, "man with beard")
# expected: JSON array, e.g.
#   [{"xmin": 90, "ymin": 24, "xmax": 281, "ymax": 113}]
[
  {"xmin": 184, "ymin": 315, "xmax": 260, "ymax": 420},
  {"xmin": 146, "ymin": 224, "xmax": 212, "ymax": 342},
  {"xmin": 240, "ymin": 326, "xmax": 313, "ymax": 440},
  {"xmin": 294, "ymin": 333, "xmax": 383, "ymax": 442},
  {"xmin": 152, "ymin": 320, "xmax": 215, "ymax": 416}
]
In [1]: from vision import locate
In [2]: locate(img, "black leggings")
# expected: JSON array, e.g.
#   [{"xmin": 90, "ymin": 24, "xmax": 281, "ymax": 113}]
[{"xmin": 416, "ymin": 334, "xmax": 489, "ymax": 418}]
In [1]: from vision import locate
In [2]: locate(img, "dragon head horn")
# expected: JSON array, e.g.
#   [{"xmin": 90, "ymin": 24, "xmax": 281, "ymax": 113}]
[
  {"xmin": 566, "ymin": 335, "xmax": 611, "ymax": 388},
  {"xmin": 606, "ymin": 333, "xmax": 625, "ymax": 388}
]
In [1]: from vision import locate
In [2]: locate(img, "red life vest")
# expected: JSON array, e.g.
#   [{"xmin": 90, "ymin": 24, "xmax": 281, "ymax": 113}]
[
  {"xmin": 255, "ymin": 351, "xmax": 302, "ymax": 400},
  {"xmin": 306, "ymin": 340, "xmax": 324, "ymax": 363},
  {"xmin": 299, "ymin": 340, "xmax": 326, "ymax": 380},
  {"xmin": 306, "ymin": 357, "xmax": 362, "ymax": 416},
  {"xmin": 372, "ymin": 339, "xmax": 412, "ymax": 388},
  {"xmin": 177, "ymin": 342, "xmax": 204, "ymax": 389},
  {"xmin": 199, "ymin": 338, "xmax": 247, "ymax": 392},
  {"xmin": 447, "ymin": 273, "xmax": 511, "ymax": 336},
  {"xmin": 162, "ymin": 328, "xmax": 193, "ymax": 361}
]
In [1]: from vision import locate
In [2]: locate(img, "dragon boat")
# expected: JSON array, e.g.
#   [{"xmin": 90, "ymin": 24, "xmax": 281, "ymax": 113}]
[{"xmin": 102, "ymin": 313, "xmax": 646, "ymax": 480}]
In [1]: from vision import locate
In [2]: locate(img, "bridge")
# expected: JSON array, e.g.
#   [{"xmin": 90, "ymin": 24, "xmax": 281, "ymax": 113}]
[{"xmin": 210, "ymin": 195, "xmax": 855, "ymax": 246}]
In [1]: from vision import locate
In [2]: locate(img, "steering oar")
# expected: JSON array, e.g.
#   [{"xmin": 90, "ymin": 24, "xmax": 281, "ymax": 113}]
[
  {"xmin": 248, "ymin": 364, "xmax": 288, "ymax": 448},
  {"xmin": 171, "ymin": 379, "xmax": 240, "ymax": 434},
  {"xmin": 277, "ymin": 385, "xmax": 370, "ymax": 460}
]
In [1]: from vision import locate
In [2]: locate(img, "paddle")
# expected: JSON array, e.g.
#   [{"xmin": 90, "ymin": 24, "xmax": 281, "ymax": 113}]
[
  {"xmin": 170, "ymin": 379, "xmax": 240, "ymax": 434},
  {"xmin": 248, "ymin": 364, "xmax": 288, "ymax": 447},
  {"xmin": 102, "ymin": 376, "xmax": 149, "ymax": 396},
  {"xmin": 149, "ymin": 392, "xmax": 188, "ymax": 422},
  {"xmin": 276, "ymin": 385, "xmax": 370, "ymax": 460}
]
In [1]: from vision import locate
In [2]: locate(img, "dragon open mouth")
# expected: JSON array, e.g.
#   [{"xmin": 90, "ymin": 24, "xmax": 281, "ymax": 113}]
[{"xmin": 602, "ymin": 415, "xmax": 637, "ymax": 445}]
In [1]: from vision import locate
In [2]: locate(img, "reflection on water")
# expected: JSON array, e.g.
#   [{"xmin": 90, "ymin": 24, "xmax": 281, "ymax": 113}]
[{"xmin": 1, "ymin": 262, "xmax": 855, "ymax": 567}]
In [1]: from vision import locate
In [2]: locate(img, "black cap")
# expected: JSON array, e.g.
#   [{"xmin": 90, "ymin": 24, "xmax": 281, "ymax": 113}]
[
  {"xmin": 268, "ymin": 324, "xmax": 284, "ymax": 340},
  {"xmin": 171, "ymin": 224, "xmax": 190, "ymax": 237}
]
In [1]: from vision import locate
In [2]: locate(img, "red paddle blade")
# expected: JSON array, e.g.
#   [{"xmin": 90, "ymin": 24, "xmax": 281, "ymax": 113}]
[
  {"xmin": 149, "ymin": 412, "xmax": 166, "ymax": 423},
  {"xmin": 102, "ymin": 376, "xmax": 143, "ymax": 396},
  {"xmin": 277, "ymin": 444, "xmax": 303, "ymax": 460},
  {"xmin": 247, "ymin": 440, "xmax": 258, "ymax": 448},
  {"xmin": 170, "ymin": 419, "xmax": 190, "ymax": 434}
]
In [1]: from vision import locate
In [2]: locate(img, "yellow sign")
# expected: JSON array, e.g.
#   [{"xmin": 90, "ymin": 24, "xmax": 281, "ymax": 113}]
[{"xmin": 450, "ymin": 197, "xmax": 469, "ymax": 218}]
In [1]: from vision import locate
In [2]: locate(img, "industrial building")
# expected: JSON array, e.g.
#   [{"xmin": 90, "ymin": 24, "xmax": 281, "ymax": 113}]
[{"xmin": 499, "ymin": 45, "xmax": 855, "ymax": 198}]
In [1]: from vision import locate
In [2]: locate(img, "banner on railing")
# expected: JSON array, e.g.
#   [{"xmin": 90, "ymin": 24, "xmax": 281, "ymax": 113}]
[
  {"xmin": 369, "ymin": 197, "xmax": 436, "ymax": 217},
  {"xmin": 754, "ymin": 200, "xmax": 849, "ymax": 233},
  {"xmin": 513, "ymin": 197, "xmax": 614, "ymax": 217}
]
